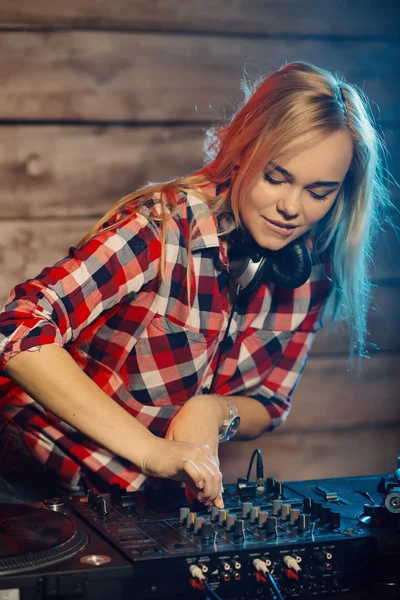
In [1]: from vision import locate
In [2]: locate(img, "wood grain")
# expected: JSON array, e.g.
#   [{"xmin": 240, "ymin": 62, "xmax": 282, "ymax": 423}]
[
  {"xmin": 286, "ymin": 353, "xmax": 400, "ymax": 430},
  {"xmin": 219, "ymin": 425, "xmax": 400, "ymax": 483},
  {"xmin": 0, "ymin": 126, "xmax": 205, "ymax": 218},
  {"xmin": 0, "ymin": 125, "xmax": 398, "ymax": 220},
  {"xmin": 311, "ymin": 284, "xmax": 400, "ymax": 355},
  {"xmin": 0, "ymin": 32, "xmax": 398, "ymax": 121},
  {"xmin": 0, "ymin": 0, "xmax": 398, "ymax": 37}
]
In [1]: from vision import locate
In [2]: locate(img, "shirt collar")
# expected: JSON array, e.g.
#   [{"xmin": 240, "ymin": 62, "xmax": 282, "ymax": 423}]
[{"xmin": 185, "ymin": 184, "xmax": 229, "ymax": 267}]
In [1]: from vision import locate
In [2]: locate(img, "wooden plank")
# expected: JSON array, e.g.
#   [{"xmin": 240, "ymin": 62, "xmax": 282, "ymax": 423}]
[
  {"xmin": 286, "ymin": 354, "xmax": 400, "ymax": 430},
  {"xmin": 0, "ymin": 126, "xmax": 204, "ymax": 218},
  {"xmin": 0, "ymin": 219, "xmax": 93, "ymax": 308},
  {"xmin": 0, "ymin": 125, "xmax": 398, "ymax": 220},
  {"xmin": 311, "ymin": 284, "xmax": 400, "ymax": 355},
  {"xmin": 219, "ymin": 426, "xmax": 400, "ymax": 483},
  {"xmin": 0, "ymin": 32, "xmax": 398, "ymax": 121},
  {"xmin": 0, "ymin": 0, "xmax": 398, "ymax": 37}
]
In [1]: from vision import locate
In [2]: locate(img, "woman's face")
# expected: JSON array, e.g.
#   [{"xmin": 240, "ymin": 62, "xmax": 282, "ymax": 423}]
[{"xmin": 240, "ymin": 130, "xmax": 354, "ymax": 251}]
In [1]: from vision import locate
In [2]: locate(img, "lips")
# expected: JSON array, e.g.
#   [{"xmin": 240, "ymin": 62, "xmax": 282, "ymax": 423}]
[{"xmin": 264, "ymin": 217, "xmax": 298, "ymax": 229}]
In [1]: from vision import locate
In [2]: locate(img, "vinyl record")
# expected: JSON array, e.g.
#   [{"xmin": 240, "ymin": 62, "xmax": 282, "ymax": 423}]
[{"xmin": 0, "ymin": 503, "xmax": 88, "ymax": 575}]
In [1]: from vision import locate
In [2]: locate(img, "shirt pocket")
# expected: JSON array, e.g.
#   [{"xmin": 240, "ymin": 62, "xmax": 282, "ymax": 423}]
[
  {"xmin": 151, "ymin": 314, "xmax": 217, "ymax": 343},
  {"xmin": 127, "ymin": 313, "xmax": 219, "ymax": 404}
]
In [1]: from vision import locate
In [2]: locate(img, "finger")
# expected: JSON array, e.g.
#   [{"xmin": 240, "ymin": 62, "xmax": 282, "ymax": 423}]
[
  {"xmin": 195, "ymin": 460, "xmax": 222, "ymax": 505},
  {"xmin": 197, "ymin": 444, "xmax": 220, "ymax": 471},
  {"xmin": 183, "ymin": 458, "xmax": 220, "ymax": 505},
  {"xmin": 200, "ymin": 450, "xmax": 223, "ymax": 493},
  {"xmin": 182, "ymin": 459, "xmax": 205, "ymax": 491}
]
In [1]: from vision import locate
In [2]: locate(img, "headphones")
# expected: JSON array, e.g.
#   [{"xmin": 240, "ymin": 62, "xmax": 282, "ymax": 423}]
[{"xmin": 227, "ymin": 228, "xmax": 312, "ymax": 302}]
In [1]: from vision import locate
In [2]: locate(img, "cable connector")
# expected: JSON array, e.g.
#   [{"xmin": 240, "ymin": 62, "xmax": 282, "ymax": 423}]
[
  {"xmin": 253, "ymin": 558, "xmax": 269, "ymax": 575},
  {"xmin": 283, "ymin": 555, "xmax": 302, "ymax": 573},
  {"xmin": 189, "ymin": 564, "xmax": 206, "ymax": 582}
]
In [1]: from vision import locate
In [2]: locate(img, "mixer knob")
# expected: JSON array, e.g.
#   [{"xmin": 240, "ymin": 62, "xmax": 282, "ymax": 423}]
[
  {"xmin": 303, "ymin": 497, "xmax": 313, "ymax": 513},
  {"xmin": 280, "ymin": 504, "xmax": 291, "ymax": 520},
  {"xmin": 98, "ymin": 498, "xmax": 108, "ymax": 516},
  {"xmin": 234, "ymin": 519, "xmax": 246, "ymax": 537},
  {"xmin": 385, "ymin": 487, "xmax": 400, "ymax": 515},
  {"xmin": 274, "ymin": 481, "xmax": 284, "ymax": 498},
  {"xmin": 329, "ymin": 511, "xmax": 341, "ymax": 529},
  {"xmin": 289, "ymin": 508, "xmax": 299, "ymax": 526},
  {"xmin": 258, "ymin": 511, "xmax": 268, "ymax": 528},
  {"xmin": 250, "ymin": 506, "xmax": 260, "ymax": 523},
  {"xmin": 363, "ymin": 504, "xmax": 380, "ymax": 517},
  {"xmin": 186, "ymin": 512, "xmax": 196, "ymax": 530},
  {"xmin": 298, "ymin": 513, "xmax": 310, "ymax": 531},
  {"xmin": 194, "ymin": 517, "xmax": 204, "ymax": 534},
  {"xmin": 211, "ymin": 506, "xmax": 220, "ymax": 522},
  {"xmin": 93, "ymin": 494, "xmax": 102, "ymax": 511},
  {"xmin": 179, "ymin": 507, "xmax": 190, "ymax": 523},
  {"xmin": 242, "ymin": 502, "xmax": 252, "ymax": 518},
  {"xmin": 226, "ymin": 513, "xmax": 237, "ymax": 532},
  {"xmin": 266, "ymin": 516, "xmax": 278, "ymax": 535},
  {"xmin": 319, "ymin": 506, "xmax": 331, "ymax": 525},
  {"xmin": 311, "ymin": 501, "xmax": 322, "ymax": 520},
  {"xmin": 87, "ymin": 490, "xmax": 96, "ymax": 506},
  {"xmin": 272, "ymin": 499, "xmax": 283, "ymax": 516},
  {"xmin": 218, "ymin": 509, "xmax": 227, "ymax": 527},
  {"xmin": 266, "ymin": 477, "xmax": 276, "ymax": 494},
  {"xmin": 201, "ymin": 521, "xmax": 213, "ymax": 540}
]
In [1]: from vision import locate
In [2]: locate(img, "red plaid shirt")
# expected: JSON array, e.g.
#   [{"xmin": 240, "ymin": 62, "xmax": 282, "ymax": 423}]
[{"xmin": 0, "ymin": 185, "xmax": 331, "ymax": 491}]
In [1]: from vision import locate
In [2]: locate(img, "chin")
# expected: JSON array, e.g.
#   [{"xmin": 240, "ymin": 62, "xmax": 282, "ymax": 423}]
[{"xmin": 252, "ymin": 234, "xmax": 292, "ymax": 252}]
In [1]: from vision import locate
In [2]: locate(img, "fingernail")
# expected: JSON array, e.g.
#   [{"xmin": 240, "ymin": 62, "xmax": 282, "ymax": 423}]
[{"xmin": 197, "ymin": 480, "xmax": 204, "ymax": 490}]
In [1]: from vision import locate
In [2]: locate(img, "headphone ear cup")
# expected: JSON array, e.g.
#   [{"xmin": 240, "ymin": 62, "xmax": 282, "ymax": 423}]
[
  {"xmin": 227, "ymin": 236, "xmax": 312, "ymax": 302},
  {"xmin": 234, "ymin": 255, "xmax": 272, "ymax": 302},
  {"xmin": 269, "ymin": 238, "xmax": 312, "ymax": 289}
]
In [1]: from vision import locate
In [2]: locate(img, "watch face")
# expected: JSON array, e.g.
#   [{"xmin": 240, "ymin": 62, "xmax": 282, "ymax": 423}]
[{"xmin": 226, "ymin": 416, "xmax": 240, "ymax": 441}]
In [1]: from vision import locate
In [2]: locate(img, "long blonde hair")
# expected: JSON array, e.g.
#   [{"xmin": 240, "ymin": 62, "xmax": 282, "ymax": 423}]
[{"xmin": 78, "ymin": 61, "xmax": 391, "ymax": 359}]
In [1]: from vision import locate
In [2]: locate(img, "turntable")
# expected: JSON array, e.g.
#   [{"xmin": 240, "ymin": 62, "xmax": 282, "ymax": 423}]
[{"xmin": 0, "ymin": 457, "xmax": 399, "ymax": 599}]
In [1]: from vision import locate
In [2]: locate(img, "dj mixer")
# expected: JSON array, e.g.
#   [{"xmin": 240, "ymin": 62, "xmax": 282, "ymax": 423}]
[{"xmin": 0, "ymin": 455, "xmax": 399, "ymax": 600}]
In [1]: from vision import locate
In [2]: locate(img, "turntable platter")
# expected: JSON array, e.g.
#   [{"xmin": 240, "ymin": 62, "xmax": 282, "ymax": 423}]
[{"xmin": 0, "ymin": 503, "xmax": 88, "ymax": 575}]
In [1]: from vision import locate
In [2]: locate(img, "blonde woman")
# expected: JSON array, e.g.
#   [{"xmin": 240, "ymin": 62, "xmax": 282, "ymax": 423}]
[{"xmin": 0, "ymin": 62, "xmax": 390, "ymax": 506}]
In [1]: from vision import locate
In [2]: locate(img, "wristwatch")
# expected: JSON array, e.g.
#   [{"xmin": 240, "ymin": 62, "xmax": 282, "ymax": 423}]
[{"xmin": 218, "ymin": 397, "xmax": 241, "ymax": 442}]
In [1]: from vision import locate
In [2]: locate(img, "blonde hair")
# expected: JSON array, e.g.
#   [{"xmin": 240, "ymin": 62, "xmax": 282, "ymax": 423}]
[{"xmin": 78, "ymin": 61, "xmax": 391, "ymax": 359}]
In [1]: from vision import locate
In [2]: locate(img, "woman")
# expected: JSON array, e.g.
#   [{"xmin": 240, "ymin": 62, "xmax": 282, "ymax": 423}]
[{"xmin": 0, "ymin": 62, "xmax": 390, "ymax": 507}]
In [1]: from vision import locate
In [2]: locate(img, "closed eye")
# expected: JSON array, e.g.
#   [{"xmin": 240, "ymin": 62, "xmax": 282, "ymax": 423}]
[
  {"xmin": 264, "ymin": 173, "xmax": 333, "ymax": 201},
  {"xmin": 264, "ymin": 173, "xmax": 285, "ymax": 185}
]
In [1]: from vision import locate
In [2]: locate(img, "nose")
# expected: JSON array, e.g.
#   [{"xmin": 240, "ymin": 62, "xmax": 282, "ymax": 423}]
[{"xmin": 276, "ymin": 187, "xmax": 301, "ymax": 219}]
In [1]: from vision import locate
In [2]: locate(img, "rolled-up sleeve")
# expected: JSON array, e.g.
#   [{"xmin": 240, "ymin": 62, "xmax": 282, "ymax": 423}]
[
  {"xmin": 0, "ymin": 215, "xmax": 160, "ymax": 373},
  {"xmin": 250, "ymin": 300, "xmax": 326, "ymax": 430}
]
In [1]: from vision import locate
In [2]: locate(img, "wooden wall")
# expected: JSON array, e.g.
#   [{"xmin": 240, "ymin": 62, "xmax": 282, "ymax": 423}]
[{"xmin": 0, "ymin": 1, "xmax": 399, "ymax": 483}]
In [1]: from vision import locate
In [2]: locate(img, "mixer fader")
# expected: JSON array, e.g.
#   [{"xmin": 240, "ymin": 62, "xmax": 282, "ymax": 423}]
[
  {"xmin": 1, "ymin": 456, "xmax": 399, "ymax": 600},
  {"xmin": 68, "ymin": 460, "xmax": 400, "ymax": 599}
]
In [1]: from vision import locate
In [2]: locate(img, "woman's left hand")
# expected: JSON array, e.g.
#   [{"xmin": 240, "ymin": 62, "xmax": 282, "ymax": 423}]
[{"xmin": 165, "ymin": 394, "xmax": 228, "ymax": 507}]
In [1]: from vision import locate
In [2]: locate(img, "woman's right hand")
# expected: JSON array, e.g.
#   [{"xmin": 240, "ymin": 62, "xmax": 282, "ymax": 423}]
[{"xmin": 140, "ymin": 436, "xmax": 224, "ymax": 508}]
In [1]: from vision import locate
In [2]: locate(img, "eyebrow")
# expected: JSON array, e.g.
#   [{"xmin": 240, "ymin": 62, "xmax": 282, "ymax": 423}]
[{"xmin": 270, "ymin": 163, "xmax": 340, "ymax": 188}]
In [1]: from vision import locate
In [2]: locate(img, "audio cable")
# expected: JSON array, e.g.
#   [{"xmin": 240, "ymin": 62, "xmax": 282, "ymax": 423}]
[
  {"xmin": 204, "ymin": 581, "xmax": 223, "ymax": 600},
  {"xmin": 267, "ymin": 571, "xmax": 286, "ymax": 600},
  {"xmin": 246, "ymin": 448, "xmax": 264, "ymax": 482}
]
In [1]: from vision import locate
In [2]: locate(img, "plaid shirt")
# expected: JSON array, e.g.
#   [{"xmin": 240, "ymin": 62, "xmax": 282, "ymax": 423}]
[{"xmin": 0, "ymin": 185, "xmax": 331, "ymax": 491}]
